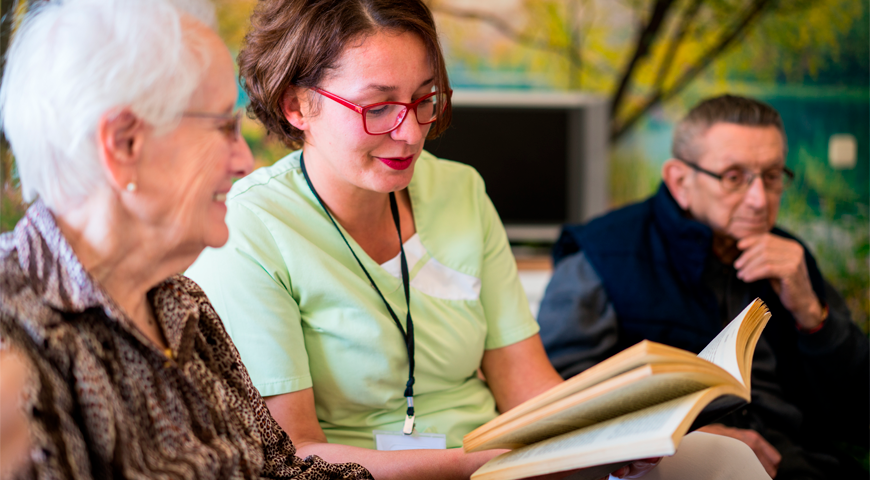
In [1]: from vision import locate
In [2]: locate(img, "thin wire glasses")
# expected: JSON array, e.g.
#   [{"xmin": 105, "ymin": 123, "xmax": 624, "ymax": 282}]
[
  {"xmin": 183, "ymin": 109, "xmax": 243, "ymax": 141},
  {"xmin": 312, "ymin": 87, "xmax": 452, "ymax": 135},
  {"xmin": 677, "ymin": 158, "xmax": 794, "ymax": 193}
]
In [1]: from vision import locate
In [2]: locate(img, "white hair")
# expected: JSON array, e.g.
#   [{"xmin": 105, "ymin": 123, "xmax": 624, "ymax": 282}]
[{"xmin": 0, "ymin": 0, "xmax": 218, "ymax": 210}]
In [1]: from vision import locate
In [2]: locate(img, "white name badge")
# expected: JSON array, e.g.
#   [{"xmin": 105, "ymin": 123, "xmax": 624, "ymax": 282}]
[{"xmin": 373, "ymin": 430, "xmax": 447, "ymax": 451}]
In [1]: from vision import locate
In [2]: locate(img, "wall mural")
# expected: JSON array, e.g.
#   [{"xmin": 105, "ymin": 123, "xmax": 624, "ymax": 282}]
[
  {"xmin": 1, "ymin": 0, "xmax": 866, "ymax": 334},
  {"xmin": 428, "ymin": 0, "xmax": 868, "ymax": 333}
]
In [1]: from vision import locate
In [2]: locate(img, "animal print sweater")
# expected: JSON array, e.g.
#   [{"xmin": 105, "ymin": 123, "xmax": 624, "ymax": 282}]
[{"xmin": 0, "ymin": 201, "xmax": 372, "ymax": 480}]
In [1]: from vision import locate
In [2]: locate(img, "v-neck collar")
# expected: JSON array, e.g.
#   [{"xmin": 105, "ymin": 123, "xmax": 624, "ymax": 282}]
[{"xmin": 10, "ymin": 201, "xmax": 196, "ymax": 360}]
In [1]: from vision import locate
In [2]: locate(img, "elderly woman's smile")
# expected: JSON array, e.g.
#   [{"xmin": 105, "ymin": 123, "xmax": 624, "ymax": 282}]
[{"xmin": 131, "ymin": 23, "xmax": 253, "ymax": 251}]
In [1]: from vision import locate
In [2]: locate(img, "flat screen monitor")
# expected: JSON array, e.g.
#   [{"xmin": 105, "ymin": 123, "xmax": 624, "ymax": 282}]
[{"xmin": 424, "ymin": 90, "xmax": 609, "ymax": 242}]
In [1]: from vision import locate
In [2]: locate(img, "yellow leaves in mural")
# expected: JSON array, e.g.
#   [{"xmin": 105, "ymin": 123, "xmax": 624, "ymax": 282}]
[
  {"xmin": 728, "ymin": 0, "xmax": 863, "ymax": 82},
  {"xmin": 214, "ymin": 0, "xmax": 258, "ymax": 53},
  {"xmin": 430, "ymin": 0, "xmax": 865, "ymax": 140}
]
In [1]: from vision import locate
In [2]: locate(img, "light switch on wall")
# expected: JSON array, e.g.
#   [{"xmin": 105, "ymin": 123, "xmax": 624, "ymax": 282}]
[{"xmin": 828, "ymin": 134, "xmax": 857, "ymax": 170}]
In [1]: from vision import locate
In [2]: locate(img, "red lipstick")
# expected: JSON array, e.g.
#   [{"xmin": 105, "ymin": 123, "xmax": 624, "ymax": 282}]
[{"xmin": 377, "ymin": 156, "xmax": 414, "ymax": 171}]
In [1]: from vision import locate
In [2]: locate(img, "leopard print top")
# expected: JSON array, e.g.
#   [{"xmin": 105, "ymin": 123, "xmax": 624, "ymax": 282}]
[{"xmin": 0, "ymin": 201, "xmax": 373, "ymax": 480}]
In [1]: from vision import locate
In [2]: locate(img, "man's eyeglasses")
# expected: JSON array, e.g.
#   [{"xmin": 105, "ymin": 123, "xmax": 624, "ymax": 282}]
[
  {"xmin": 312, "ymin": 87, "xmax": 452, "ymax": 135},
  {"xmin": 677, "ymin": 158, "xmax": 794, "ymax": 193},
  {"xmin": 183, "ymin": 109, "xmax": 243, "ymax": 141}
]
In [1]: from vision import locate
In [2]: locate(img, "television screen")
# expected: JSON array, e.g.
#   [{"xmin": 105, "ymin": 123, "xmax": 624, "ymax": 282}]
[
  {"xmin": 424, "ymin": 107, "xmax": 569, "ymax": 224},
  {"xmin": 422, "ymin": 90, "xmax": 609, "ymax": 241}
]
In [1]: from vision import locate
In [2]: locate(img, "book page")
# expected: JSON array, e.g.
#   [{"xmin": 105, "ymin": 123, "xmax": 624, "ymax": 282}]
[
  {"xmin": 467, "ymin": 366, "xmax": 729, "ymax": 451},
  {"xmin": 471, "ymin": 391, "xmax": 709, "ymax": 480},
  {"xmin": 465, "ymin": 341, "xmax": 702, "ymax": 444},
  {"xmin": 697, "ymin": 300, "xmax": 762, "ymax": 384}
]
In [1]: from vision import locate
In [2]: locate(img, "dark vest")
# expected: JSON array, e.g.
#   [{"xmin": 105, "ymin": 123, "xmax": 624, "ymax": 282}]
[{"xmin": 553, "ymin": 183, "xmax": 827, "ymax": 356}]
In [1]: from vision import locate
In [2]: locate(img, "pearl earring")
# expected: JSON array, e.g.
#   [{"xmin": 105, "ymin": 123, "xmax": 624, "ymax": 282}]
[{"xmin": 126, "ymin": 182, "xmax": 137, "ymax": 192}]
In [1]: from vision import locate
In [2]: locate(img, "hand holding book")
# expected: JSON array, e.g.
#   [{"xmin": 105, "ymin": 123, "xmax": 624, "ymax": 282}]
[{"xmin": 464, "ymin": 299, "xmax": 771, "ymax": 480}]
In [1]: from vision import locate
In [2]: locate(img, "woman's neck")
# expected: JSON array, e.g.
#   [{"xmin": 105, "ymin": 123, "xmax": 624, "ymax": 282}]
[
  {"xmin": 302, "ymin": 151, "xmax": 416, "ymax": 264},
  {"xmin": 53, "ymin": 190, "xmax": 195, "ymax": 349}
]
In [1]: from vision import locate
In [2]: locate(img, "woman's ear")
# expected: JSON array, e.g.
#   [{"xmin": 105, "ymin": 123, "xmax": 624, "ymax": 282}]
[
  {"xmin": 661, "ymin": 159, "xmax": 692, "ymax": 211},
  {"xmin": 96, "ymin": 109, "xmax": 146, "ymax": 192},
  {"xmin": 281, "ymin": 87, "xmax": 309, "ymax": 130}
]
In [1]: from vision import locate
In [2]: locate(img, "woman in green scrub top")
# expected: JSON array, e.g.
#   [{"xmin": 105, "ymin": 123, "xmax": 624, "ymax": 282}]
[{"xmin": 186, "ymin": 1, "xmax": 770, "ymax": 479}]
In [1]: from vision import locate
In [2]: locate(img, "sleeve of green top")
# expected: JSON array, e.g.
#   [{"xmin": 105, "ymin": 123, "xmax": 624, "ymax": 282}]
[
  {"xmin": 474, "ymin": 173, "xmax": 541, "ymax": 350},
  {"xmin": 185, "ymin": 202, "xmax": 314, "ymax": 397}
]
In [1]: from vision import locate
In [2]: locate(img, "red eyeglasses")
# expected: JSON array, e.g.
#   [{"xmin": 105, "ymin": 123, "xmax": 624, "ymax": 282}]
[{"xmin": 312, "ymin": 87, "xmax": 452, "ymax": 135}]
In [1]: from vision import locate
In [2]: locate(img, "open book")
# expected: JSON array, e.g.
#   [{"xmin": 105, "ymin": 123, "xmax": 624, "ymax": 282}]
[{"xmin": 465, "ymin": 298, "xmax": 771, "ymax": 480}]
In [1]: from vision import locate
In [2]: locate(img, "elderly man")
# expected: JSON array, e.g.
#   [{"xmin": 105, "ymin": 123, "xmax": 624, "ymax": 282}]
[{"xmin": 538, "ymin": 95, "xmax": 869, "ymax": 479}]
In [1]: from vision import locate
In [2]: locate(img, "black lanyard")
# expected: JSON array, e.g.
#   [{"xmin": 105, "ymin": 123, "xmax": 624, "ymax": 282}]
[{"xmin": 300, "ymin": 154, "xmax": 417, "ymax": 435}]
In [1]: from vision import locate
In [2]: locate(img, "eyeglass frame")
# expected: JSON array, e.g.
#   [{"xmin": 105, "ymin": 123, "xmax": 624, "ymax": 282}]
[
  {"xmin": 312, "ymin": 86, "xmax": 453, "ymax": 136},
  {"xmin": 676, "ymin": 158, "xmax": 795, "ymax": 193},
  {"xmin": 182, "ymin": 109, "xmax": 243, "ymax": 141}
]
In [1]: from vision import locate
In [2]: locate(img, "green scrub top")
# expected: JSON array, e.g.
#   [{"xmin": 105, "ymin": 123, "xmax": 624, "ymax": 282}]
[{"xmin": 186, "ymin": 150, "xmax": 539, "ymax": 449}]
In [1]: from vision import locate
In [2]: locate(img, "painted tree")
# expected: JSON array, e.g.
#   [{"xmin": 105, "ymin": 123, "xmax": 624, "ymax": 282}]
[{"xmin": 428, "ymin": 0, "xmax": 859, "ymax": 142}]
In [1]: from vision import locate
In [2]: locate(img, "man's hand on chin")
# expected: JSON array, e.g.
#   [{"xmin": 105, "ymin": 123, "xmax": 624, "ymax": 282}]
[
  {"xmin": 734, "ymin": 233, "xmax": 826, "ymax": 330},
  {"xmin": 697, "ymin": 424, "xmax": 781, "ymax": 478}
]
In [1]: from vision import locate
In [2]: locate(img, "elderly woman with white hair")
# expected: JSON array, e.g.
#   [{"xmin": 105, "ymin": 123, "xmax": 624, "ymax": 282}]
[{"xmin": 0, "ymin": 0, "xmax": 372, "ymax": 478}]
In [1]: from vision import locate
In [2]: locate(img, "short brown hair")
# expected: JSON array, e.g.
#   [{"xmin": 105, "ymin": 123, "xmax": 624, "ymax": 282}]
[
  {"xmin": 672, "ymin": 94, "xmax": 787, "ymax": 162},
  {"xmin": 239, "ymin": 0, "xmax": 452, "ymax": 149}
]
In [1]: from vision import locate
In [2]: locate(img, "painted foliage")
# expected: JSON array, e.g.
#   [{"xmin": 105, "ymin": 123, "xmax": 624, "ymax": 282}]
[{"xmin": 0, "ymin": 0, "xmax": 866, "ymax": 333}]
